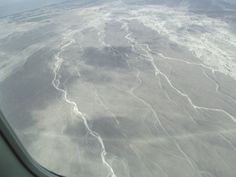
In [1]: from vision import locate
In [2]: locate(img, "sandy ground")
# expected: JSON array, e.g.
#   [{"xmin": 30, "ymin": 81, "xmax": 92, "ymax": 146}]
[{"xmin": 1, "ymin": 1, "xmax": 236, "ymax": 177}]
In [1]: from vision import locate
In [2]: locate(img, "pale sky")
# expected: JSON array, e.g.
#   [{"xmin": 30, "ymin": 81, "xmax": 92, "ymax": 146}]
[{"xmin": 0, "ymin": 0, "xmax": 66, "ymax": 17}]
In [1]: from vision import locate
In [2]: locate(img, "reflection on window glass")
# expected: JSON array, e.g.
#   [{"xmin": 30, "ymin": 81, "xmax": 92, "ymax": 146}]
[{"xmin": 0, "ymin": 0, "xmax": 236, "ymax": 177}]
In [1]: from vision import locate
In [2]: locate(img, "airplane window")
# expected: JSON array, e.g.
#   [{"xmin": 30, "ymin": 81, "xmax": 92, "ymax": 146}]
[{"xmin": 0, "ymin": 1, "xmax": 236, "ymax": 177}]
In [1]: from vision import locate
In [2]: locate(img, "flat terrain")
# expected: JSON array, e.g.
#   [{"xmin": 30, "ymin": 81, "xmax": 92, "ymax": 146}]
[{"xmin": 0, "ymin": 1, "xmax": 236, "ymax": 177}]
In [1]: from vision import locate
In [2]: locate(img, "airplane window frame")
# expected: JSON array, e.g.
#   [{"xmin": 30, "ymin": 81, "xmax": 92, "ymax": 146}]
[{"xmin": 0, "ymin": 110, "xmax": 64, "ymax": 177}]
